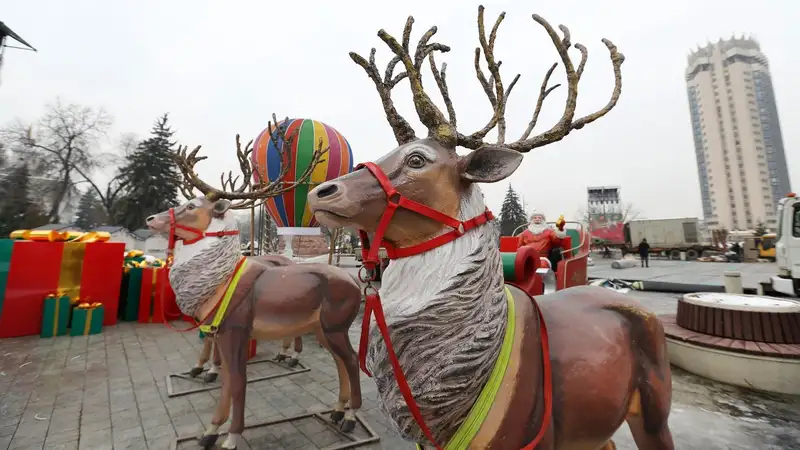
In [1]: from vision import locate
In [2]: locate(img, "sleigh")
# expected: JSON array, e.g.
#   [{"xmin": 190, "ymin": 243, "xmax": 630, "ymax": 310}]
[{"xmin": 500, "ymin": 221, "xmax": 591, "ymax": 297}]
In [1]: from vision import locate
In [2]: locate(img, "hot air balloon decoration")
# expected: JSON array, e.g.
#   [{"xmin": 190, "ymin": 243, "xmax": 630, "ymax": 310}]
[{"xmin": 252, "ymin": 118, "xmax": 353, "ymax": 256}]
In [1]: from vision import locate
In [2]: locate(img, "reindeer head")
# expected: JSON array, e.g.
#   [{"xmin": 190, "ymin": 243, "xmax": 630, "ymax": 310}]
[
  {"xmin": 146, "ymin": 197, "xmax": 233, "ymax": 239},
  {"xmin": 309, "ymin": 5, "xmax": 624, "ymax": 247}
]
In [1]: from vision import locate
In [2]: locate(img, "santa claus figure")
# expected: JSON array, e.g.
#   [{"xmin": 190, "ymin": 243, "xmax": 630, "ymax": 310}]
[{"xmin": 517, "ymin": 211, "xmax": 567, "ymax": 270}]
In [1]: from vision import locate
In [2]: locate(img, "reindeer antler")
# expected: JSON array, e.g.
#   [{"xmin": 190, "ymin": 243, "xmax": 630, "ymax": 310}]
[
  {"xmin": 350, "ymin": 16, "xmax": 456, "ymax": 146},
  {"xmin": 355, "ymin": 5, "xmax": 625, "ymax": 153},
  {"xmin": 172, "ymin": 113, "xmax": 329, "ymax": 209}
]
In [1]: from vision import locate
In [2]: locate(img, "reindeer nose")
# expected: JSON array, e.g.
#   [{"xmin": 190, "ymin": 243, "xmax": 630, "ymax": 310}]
[{"xmin": 315, "ymin": 183, "xmax": 340, "ymax": 199}]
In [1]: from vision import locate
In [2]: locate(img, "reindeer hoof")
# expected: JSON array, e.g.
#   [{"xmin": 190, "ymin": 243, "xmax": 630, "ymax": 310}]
[
  {"xmin": 286, "ymin": 357, "xmax": 299, "ymax": 368},
  {"xmin": 198, "ymin": 433, "xmax": 218, "ymax": 450},
  {"xmin": 330, "ymin": 410, "xmax": 345, "ymax": 423},
  {"xmin": 189, "ymin": 367, "xmax": 204, "ymax": 378},
  {"xmin": 203, "ymin": 372, "xmax": 218, "ymax": 383},
  {"xmin": 340, "ymin": 418, "xmax": 356, "ymax": 433},
  {"xmin": 274, "ymin": 354, "xmax": 287, "ymax": 362}
]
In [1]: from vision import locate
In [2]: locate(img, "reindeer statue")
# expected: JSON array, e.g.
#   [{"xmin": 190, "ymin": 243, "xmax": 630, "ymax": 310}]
[
  {"xmin": 147, "ymin": 117, "xmax": 363, "ymax": 450},
  {"xmin": 308, "ymin": 6, "xmax": 674, "ymax": 450}
]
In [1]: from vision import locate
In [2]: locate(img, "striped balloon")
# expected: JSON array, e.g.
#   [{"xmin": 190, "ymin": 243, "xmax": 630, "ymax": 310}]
[{"xmin": 251, "ymin": 118, "xmax": 353, "ymax": 228}]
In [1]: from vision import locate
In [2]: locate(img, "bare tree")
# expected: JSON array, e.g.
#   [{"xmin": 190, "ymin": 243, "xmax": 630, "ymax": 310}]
[
  {"xmin": 577, "ymin": 202, "xmax": 640, "ymax": 225},
  {"xmin": 0, "ymin": 100, "xmax": 115, "ymax": 222}
]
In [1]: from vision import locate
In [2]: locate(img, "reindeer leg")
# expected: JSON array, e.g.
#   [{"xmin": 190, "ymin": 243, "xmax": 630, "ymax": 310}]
[
  {"xmin": 323, "ymin": 330, "xmax": 361, "ymax": 433},
  {"xmin": 218, "ymin": 328, "xmax": 250, "ymax": 450},
  {"xmin": 625, "ymin": 384, "xmax": 675, "ymax": 450},
  {"xmin": 274, "ymin": 338, "xmax": 290, "ymax": 362},
  {"xmin": 286, "ymin": 336, "xmax": 303, "ymax": 367},
  {"xmin": 191, "ymin": 337, "xmax": 213, "ymax": 377},
  {"xmin": 199, "ymin": 341, "xmax": 231, "ymax": 450},
  {"xmin": 316, "ymin": 328, "xmax": 350, "ymax": 425},
  {"xmin": 285, "ymin": 336, "xmax": 302, "ymax": 367},
  {"xmin": 203, "ymin": 342, "xmax": 222, "ymax": 383}
]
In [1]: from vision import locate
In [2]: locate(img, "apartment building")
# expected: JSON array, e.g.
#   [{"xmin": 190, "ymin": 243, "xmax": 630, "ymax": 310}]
[{"xmin": 685, "ymin": 36, "xmax": 789, "ymax": 231}]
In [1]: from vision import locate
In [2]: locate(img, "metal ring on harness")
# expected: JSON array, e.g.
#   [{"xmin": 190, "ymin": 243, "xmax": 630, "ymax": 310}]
[{"xmin": 357, "ymin": 265, "xmax": 375, "ymax": 284}]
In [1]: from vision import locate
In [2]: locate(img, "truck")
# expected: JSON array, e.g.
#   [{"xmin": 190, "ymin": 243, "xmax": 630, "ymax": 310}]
[
  {"xmin": 762, "ymin": 193, "xmax": 800, "ymax": 296},
  {"xmin": 622, "ymin": 217, "xmax": 715, "ymax": 260}
]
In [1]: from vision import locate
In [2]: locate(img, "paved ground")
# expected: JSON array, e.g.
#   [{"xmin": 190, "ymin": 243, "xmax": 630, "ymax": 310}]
[
  {"xmin": 588, "ymin": 257, "xmax": 777, "ymax": 290},
  {"xmin": 1, "ymin": 291, "xmax": 799, "ymax": 450}
]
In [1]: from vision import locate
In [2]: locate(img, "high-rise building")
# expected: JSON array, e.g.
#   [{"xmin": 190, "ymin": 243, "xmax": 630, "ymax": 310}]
[{"xmin": 685, "ymin": 36, "xmax": 789, "ymax": 231}]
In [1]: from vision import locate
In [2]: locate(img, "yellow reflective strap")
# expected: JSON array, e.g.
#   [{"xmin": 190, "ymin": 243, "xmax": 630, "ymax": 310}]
[
  {"xmin": 414, "ymin": 287, "xmax": 517, "ymax": 449},
  {"xmin": 199, "ymin": 259, "xmax": 248, "ymax": 334}
]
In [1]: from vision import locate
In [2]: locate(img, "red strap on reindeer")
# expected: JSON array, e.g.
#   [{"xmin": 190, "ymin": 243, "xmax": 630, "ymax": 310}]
[
  {"xmin": 167, "ymin": 208, "xmax": 240, "ymax": 250},
  {"xmin": 356, "ymin": 162, "xmax": 494, "ymax": 271},
  {"xmin": 354, "ymin": 161, "xmax": 552, "ymax": 450}
]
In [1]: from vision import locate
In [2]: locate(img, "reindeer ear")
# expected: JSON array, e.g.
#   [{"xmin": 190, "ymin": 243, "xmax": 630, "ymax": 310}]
[
  {"xmin": 458, "ymin": 146, "xmax": 523, "ymax": 183},
  {"xmin": 212, "ymin": 199, "xmax": 232, "ymax": 217}
]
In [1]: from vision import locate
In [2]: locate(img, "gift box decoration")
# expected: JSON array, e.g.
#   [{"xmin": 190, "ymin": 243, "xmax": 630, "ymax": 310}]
[
  {"xmin": 70, "ymin": 302, "xmax": 104, "ymax": 336},
  {"xmin": 0, "ymin": 239, "xmax": 14, "ymax": 322},
  {"xmin": 0, "ymin": 237, "xmax": 125, "ymax": 338},
  {"xmin": 119, "ymin": 266, "xmax": 178, "ymax": 323},
  {"xmin": 40, "ymin": 293, "xmax": 71, "ymax": 338}
]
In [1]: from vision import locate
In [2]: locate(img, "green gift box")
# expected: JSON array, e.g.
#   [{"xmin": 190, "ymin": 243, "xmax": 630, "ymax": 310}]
[
  {"xmin": 120, "ymin": 268, "xmax": 143, "ymax": 321},
  {"xmin": 70, "ymin": 303, "xmax": 104, "ymax": 336},
  {"xmin": 41, "ymin": 294, "xmax": 71, "ymax": 338}
]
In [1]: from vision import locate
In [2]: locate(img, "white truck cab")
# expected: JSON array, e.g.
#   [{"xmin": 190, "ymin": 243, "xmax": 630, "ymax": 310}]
[{"xmin": 767, "ymin": 193, "xmax": 800, "ymax": 296}]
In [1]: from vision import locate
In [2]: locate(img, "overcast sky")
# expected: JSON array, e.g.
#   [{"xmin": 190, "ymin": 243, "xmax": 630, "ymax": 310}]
[{"xmin": 1, "ymin": 0, "xmax": 797, "ymax": 222}]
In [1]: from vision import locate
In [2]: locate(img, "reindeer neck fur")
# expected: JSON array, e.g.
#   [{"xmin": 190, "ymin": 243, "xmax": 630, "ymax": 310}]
[
  {"xmin": 367, "ymin": 184, "xmax": 507, "ymax": 445},
  {"xmin": 168, "ymin": 213, "xmax": 241, "ymax": 317}
]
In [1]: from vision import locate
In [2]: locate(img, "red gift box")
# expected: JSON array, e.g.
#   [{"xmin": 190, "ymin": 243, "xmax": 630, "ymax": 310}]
[{"xmin": 0, "ymin": 240, "xmax": 125, "ymax": 338}]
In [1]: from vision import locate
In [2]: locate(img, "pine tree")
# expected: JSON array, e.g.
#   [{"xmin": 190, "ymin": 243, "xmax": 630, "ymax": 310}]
[
  {"xmin": 0, "ymin": 163, "xmax": 47, "ymax": 237},
  {"xmin": 115, "ymin": 114, "xmax": 182, "ymax": 230},
  {"xmin": 74, "ymin": 190, "xmax": 106, "ymax": 230},
  {"xmin": 498, "ymin": 185, "xmax": 528, "ymax": 236}
]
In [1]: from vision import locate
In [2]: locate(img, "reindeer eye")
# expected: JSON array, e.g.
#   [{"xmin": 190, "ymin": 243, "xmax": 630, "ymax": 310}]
[
  {"xmin": 406, "ymin": 154, "xmax": 426, "ymax": 169},
  {"xmin": 186, "ymin": 204, "xmax": 195, "ymax": 211}
]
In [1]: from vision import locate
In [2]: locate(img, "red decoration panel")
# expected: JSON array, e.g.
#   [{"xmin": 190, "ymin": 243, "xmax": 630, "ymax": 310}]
[
  {"xmin": 155, "ymin": 267, "xmax": 181, "ymax": 322},
  {"xmin": 80, "ymin": 242, "xmax": 125, "ymax": 326},
  {"xmin": 0, "ymin": 242, "xmax": 64, "ymax": 338}
]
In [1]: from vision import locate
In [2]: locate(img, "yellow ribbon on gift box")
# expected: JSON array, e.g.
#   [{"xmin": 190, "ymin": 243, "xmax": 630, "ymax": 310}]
[
  {"xmin": 9, "ymin": 230, "xmax": 111, "ymax": 242},
  {"xmin": 76, "ymin": 302, "xmax": 103, "ymax": 335}
]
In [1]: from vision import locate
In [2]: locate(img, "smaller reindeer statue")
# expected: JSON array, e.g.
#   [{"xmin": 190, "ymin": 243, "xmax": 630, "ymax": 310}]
[
  {"xmin": 309, "ymin": 6, "xmax": 674, "ymax": 450},
  {"xmin": 148, "ymin": 118, "xmax": 363, "ymax": 450}
]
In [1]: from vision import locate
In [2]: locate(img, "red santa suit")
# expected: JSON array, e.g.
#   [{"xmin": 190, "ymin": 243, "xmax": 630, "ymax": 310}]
[{"xmin": 518, "ymin": 226, "xmax": 567, "ymax": 269}]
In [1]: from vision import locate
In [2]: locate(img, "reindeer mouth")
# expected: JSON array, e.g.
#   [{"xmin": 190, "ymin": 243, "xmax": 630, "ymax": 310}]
[{"xmin": 313, "ymin": 209, "xmax": 352, "ymax": 220}]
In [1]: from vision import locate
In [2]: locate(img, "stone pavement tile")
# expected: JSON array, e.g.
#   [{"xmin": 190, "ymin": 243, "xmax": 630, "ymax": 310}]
[
  {"xmin": 0, "ymin": 436, "xmax": 10, "ymax": 450},
  {"xmin": 306, "ymin": 429, "xmax": 341, "ymax": 448},
  {"xmin": 169, "ymin": 413, "xmax": 203, "ymax": 437},
  {"xmin": 110, "ymin": 409, "xmax": 141, "ymax": 432},
  {"xmin": 0, "ymin": 426, "xmax": 15, "ymax": 438},
  {"xmin": 77, "ymin": 428, "xmax": 112, "ymax": 450},
  {"xmin": 42, "ymin": 430, "xmax": 78, "ymax": 447},
  {"xmin": 43, "ymin": 439, "xmax": 78, "ymax": 450},
  {"xmin": 7, "ymin": 444, "xmax": 44, "ymax": 450},
  {"xmin": 111, "ymin": 426, "xmax": 146, "ymax": 450}
]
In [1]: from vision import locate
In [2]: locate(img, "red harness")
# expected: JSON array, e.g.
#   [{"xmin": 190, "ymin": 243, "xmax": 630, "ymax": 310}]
[
  {"xmin": 355, "ymin": 161, "xmax": 553, "ymax": 449},
  {"xmin": 161, "ymin": 207, "xmax": 242, "ymax": 333}
]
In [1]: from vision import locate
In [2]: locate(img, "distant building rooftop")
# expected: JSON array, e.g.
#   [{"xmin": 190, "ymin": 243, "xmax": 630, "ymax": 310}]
[
  {"xmin": 132, "ymin": 229, "xmax": 155, "ymax": 240},
  {"xmin": 93, "ymin": 226, "xmax": 126, "ymax": 233},
  {"xmin": 33, "ymin": 223, "xmax": 80, "ymax": 231}
]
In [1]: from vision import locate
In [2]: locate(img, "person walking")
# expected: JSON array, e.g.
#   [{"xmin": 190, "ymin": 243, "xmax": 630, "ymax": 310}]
[{"xmin": 638, "ymin": 238, "xmax": 650, "ymax": 268}]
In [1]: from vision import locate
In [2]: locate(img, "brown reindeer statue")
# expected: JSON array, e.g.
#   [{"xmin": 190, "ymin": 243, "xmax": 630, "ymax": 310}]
[
  {"xmin": 147, "ymin": 119, "xmax": 363, "ymax": 450},
  {"xmin": 308, "ymin": 6, "xmax": 674, "ymax": 450}
]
